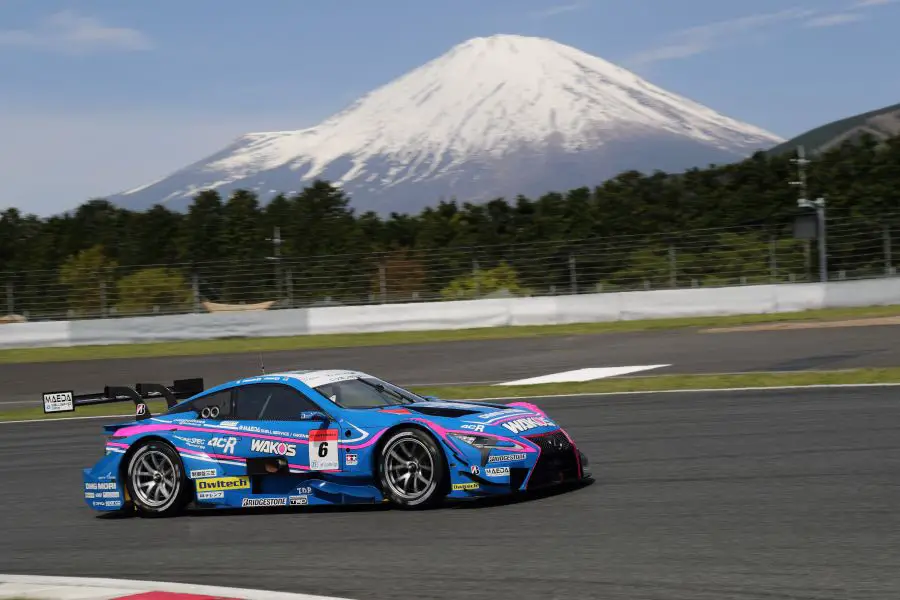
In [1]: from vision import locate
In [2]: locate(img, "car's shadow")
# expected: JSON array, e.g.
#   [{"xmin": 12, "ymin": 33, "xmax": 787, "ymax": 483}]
[{"xmin": 97, "ymin": 478, "xmax": 595, "ymax": 520}]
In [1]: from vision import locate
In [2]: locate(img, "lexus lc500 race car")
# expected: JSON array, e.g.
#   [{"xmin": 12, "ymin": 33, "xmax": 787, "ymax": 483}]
[{"xmin": 43, "ymin": 369, "xmax": 591, "ymax": 516}]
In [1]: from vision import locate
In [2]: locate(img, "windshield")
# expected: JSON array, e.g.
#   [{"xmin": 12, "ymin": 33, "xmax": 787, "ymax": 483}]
[{"xmin": 314, "ymin": 377, "xmax": 424, "ymax": 409}]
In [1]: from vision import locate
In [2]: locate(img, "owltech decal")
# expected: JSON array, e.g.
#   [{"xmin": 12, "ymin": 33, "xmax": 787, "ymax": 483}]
[{"xmin": 195, "ymin": 476, "xmax": 250, "ymax": 492}]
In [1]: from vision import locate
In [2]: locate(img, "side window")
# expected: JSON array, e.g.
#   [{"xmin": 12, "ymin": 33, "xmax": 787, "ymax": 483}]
[
  {"xmin": 233, "ymin": 384, "xmax": 321, "ymax": 421},
  {"xmin": 191, "ymin": 390, "xmax": 233, "ymax": 420},
  {"xmin": 167, "ymin": 389, "xmax": 232, "ymax": 418}
]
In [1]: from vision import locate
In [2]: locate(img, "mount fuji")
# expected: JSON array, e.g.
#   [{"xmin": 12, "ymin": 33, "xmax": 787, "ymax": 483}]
[{"xmin": 107, "ymin": 34, "xmax": 783, "ymax": 215}]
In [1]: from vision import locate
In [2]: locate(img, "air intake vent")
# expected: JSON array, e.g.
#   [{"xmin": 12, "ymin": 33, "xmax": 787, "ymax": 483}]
[{"xmin": 406, "ymin": 406, "xmax": 480, "ymax": 417}]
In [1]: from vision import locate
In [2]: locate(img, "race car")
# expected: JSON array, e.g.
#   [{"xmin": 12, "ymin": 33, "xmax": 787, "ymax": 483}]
[{"xmin": 46, "ymin": 369, "xmax": 591, "ymax": 516}]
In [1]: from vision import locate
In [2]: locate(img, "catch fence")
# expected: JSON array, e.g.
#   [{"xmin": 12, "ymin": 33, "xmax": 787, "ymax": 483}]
[{"xmin": 3, "ymin": 214, "xmax": 898, "ymax": 321}]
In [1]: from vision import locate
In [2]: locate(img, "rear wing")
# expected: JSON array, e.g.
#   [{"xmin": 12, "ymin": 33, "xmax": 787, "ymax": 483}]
[{"xmin": 42, "ymin": 378, "xmax": 204, "ymax": 420}]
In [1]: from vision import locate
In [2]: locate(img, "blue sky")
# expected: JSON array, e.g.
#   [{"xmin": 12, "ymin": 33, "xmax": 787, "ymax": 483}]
[{"xmin": 2, "ymin": 0, "xmax": 898, "ymax": 216}]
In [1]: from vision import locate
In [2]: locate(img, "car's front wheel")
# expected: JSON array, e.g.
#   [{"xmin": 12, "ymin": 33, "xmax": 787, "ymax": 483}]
[
  {"xmin": 124, "ymin": 440, "xmax": 189, "ymax": 517},
  {"xmin": 377, "ymin": 428, "xmax": 447, "ymax": 508}
]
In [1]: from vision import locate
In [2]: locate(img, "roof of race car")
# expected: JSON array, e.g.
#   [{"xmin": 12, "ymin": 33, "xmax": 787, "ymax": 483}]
[{"xmin": 267, "ymin": 369, "xmax": 370, "ymax": 389}]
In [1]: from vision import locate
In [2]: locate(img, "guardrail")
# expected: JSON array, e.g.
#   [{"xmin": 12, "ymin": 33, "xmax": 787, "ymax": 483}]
[{"xmin": 2, "ymin": 278, "xmax": 898, "ymax": 349}]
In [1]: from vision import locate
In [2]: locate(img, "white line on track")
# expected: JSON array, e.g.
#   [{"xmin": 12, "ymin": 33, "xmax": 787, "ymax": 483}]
[
  {"xmin": 496, "ymin": 365, "xmax": 671, "ymax": 386},
  {"xmin": 3, "ymin": 382, "xmax": 899, "ymax": 425}
]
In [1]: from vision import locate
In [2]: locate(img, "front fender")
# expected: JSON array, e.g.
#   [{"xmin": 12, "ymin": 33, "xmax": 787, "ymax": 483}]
[{"xmin": 403, "ymin": 417, "xmax": 536, "ymax": 498}]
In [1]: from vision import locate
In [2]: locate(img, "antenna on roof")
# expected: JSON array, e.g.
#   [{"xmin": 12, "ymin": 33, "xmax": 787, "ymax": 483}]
[{"xmin": 259, "ymin": 353, "xmax": 266, "ymax": 375}]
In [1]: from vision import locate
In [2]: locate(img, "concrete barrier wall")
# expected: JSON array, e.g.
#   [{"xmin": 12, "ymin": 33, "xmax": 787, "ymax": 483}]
[{"xmin": 0, "ymin": 279, "xmax": 896, "ymax": 349}]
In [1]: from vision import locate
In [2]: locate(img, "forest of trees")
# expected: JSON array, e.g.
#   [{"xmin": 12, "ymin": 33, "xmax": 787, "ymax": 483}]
[{"xmin": 2, "ymin": 134, "xmax": 899, "ymax": 320}]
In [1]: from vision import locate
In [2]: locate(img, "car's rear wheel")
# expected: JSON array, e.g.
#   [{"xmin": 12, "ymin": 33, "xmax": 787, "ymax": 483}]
[
  {"xmin": 377, "ymin": 428, "xmax": 446, "ymax": 509},
  {"xmin": 124, "ymin": 440, "xmax": 189, "ymax": 517}
]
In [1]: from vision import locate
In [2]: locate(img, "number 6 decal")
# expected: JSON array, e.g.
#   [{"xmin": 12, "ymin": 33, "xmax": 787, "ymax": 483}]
[{"xmin": 309, "ymin": 429, "xmax": 338, "ymax": 470}]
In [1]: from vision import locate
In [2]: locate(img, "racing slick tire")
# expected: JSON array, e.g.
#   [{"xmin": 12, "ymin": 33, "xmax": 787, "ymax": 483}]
[
  {"xmin": 377, "ymin": 427, "xmax": 448, "ymax": 509},
  {"xmin": 123, "ymin": 440, "xmax": 190, "ymax": 518}
]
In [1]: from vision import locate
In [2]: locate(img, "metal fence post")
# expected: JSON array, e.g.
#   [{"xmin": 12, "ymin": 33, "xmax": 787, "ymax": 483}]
[
  {"xmin": 286, "ymin": 268, "xmax": 293, "ymax": 307},
  {"xmin": 769, "ymin": 236, "xmax": 777, "ymax": 282},
  {"xmin": 885, "ymin": 225, "xmax": 893, "ymax": 276},
  {"xmin": 668, "ymin": 246, "xmax": 676, "ymax": 288},
  {"xmin": 192, "ymin": 272, "xmax": 201, "ymax": 313},
  {"xmin": 816, "ymin": 200, "xmax": 827, "ymax": 282},
  {"xmin": 473, "ymin": 260, "xmax": 481, "ymax": 298},
  {"xmin": 568, "ymin": 254, "xmax": 577, "ymax": 294}
]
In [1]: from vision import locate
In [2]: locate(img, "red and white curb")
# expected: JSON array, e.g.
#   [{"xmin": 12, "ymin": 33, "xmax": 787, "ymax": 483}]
[{"xmin": 0, "ymin": 575, "xmax": 353, "ymax": 600}]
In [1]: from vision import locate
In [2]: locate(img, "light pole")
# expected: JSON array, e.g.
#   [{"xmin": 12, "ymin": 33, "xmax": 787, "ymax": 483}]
[
  {"xmin": 265, "ymin": 226, "xmax": 283, "ymax": 299},
  {"xmin": 797, "ymin": 196, "xmax": 827, "ymax": 282}
]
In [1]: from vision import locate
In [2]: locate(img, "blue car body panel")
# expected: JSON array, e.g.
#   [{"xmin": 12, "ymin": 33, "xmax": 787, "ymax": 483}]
[{"xmin": 81, "ymin": 370, "xmax": 590, "ymax": 513}]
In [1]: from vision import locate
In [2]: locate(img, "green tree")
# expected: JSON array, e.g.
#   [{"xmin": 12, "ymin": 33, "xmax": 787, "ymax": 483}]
[
  {"xmin": 440, "ymin": 261, "xmax": 530, "ymax": 300},
  {"xmin": 115, "ymin": 267, "xmax": 192, "ymax": 315},
  {"xmin": 58, "ymin": 245, "xmax": 118, "ymax": 317}
]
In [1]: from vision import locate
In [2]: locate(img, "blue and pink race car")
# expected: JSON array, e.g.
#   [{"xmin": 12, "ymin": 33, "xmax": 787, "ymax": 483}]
[{"xmin": 45, "ymin": 369, "xmax": 591, "ymax": 516}]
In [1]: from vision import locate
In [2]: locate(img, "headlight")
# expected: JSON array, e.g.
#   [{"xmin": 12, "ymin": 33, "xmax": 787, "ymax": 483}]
[{"xmin": 449, "ymin": 432, "xmax": 512, "ymax": 449}]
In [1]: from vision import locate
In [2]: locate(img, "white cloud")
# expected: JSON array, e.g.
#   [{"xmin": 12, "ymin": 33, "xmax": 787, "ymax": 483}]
[
  {"xmin": 804, "ymin": 12, "xmax": 865, "ymax": 27},
  {"xmin": 627, "ymin": 8, "xmax": 815, "ymax": 67},
  {"xmin": 529, "ymin": 2, "xmax": 586, "ymax": 19},
  {"xmin": 629, "ymin": 0, "xmax": 892, "ymax": 68},
  {"xmin": 0, "ymin": 10, "xmax": 151, "ymax": 54}
]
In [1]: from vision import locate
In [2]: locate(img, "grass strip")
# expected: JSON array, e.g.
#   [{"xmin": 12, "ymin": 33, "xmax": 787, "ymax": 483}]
[
  {"xmin": 3, "ymin": 368, "xmax": 900, "ymax": 422},
  {"xmin": 3, "ymin": 304, "xmax": 900, "ymax": 365}
]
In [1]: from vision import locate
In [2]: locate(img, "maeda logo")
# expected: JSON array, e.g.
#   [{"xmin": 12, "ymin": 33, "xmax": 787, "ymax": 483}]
[
  {"xmin": 195, "ymin": 476, "xmax": 249, "ymax": 492},
  {"xmin": 250, "ymin": 438, "xmax": 297, "ymax": 457}
]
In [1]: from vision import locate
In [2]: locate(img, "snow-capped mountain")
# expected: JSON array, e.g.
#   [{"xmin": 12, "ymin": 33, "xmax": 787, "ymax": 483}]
[{"xmin": 108, "ymin": 34, "xmax": 783, "ymax": 215}]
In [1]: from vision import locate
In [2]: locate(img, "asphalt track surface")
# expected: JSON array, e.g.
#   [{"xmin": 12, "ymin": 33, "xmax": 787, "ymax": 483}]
[
  {"xmin": 3, "ymin": 324, "xmax": 900, "ymax": 406},
  {"xmin": 1, "ymin": 387, "xmax": 899, "ymax": 600}
]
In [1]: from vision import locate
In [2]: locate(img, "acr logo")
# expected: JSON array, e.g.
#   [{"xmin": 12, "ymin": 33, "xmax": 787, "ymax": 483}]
[
  {"xmin": 208, "ymin": 437, "xmax": 238, "ymax": 454},
  {"xmin": 250, "ymin": 439, "xmax": 297, "ymax": 457},
  {"xmin": 345, "ymin": 453, "xmax": 358, "ymax": 466},
  {"xmin": 501, "ymin": 416, "xmax": 555, "ymax": 434},
  {"xmin": 460, "ymin": 423, "xmax": 485, "ymax": 432}
]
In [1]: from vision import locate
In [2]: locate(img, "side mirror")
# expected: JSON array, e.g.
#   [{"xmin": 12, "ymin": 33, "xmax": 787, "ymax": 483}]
[{"xmin": 300, "ymin": 411, "xmax": 329, "ymax": 422}]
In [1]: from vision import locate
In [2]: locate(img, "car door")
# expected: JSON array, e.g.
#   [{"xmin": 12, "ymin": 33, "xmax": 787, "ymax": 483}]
[{"xmin": 231, "ymin": 382, "xmax": 342, "ymax": 474}]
